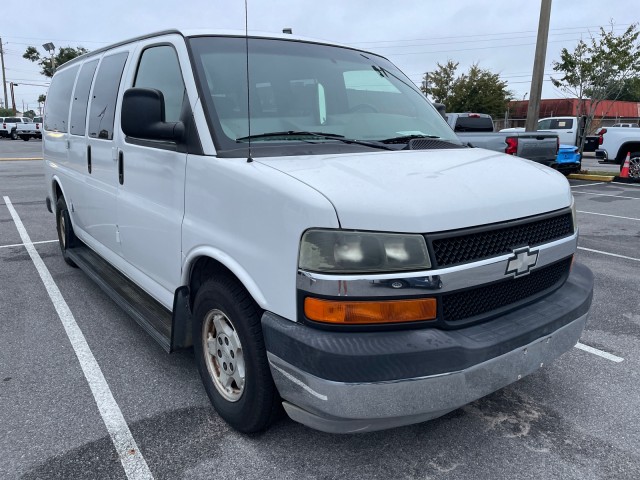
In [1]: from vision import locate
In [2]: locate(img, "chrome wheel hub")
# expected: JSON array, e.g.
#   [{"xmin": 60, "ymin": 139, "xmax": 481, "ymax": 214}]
[
  {"xmin": 629, "ymin": 157, "xmax": 640, "ymax": 179},
  {"xmin": 203, "ymin": 309, "xmax": 245, "ymax": 402}
]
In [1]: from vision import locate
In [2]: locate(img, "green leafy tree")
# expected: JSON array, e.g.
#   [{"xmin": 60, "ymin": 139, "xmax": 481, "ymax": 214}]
[
  {"xmin": 0, "ymin": 107, "xmax": 14, "ymax": 116},
  {"xmin": 552, "ymin": 23, "xmax": 640, "ymax": 152},
  {"xmin": 23, "ymin": 109, "xmax": 36, "ymax": 118},
  {"xmin": 421, "ymin": 60, "xmax": 458, "ymax": 105},
  {"xmin": 38, "ymin": 94, "xmax": 47, "ymax": 104},
  {"xmin": 422, "ymin": 62, "xmax": 512, "ymax": 119},
  {"xmin": 598, "ymin": 77, "xmax": 640, "ymax": 102},
  {"xmin": 23, "ymin": 46, "xmax": 89, "ymax": 77}
]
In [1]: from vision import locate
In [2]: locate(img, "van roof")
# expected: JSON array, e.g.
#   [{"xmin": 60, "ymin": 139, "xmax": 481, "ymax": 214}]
[{"xmin": 60, "ymin": 29, "xmax": 369, "ymax": 71}]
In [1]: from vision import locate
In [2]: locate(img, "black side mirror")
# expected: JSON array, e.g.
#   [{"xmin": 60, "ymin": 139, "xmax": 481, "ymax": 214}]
[{"xmin": 121, "ymin": 88, "xmax": 184, "ymax": 142}]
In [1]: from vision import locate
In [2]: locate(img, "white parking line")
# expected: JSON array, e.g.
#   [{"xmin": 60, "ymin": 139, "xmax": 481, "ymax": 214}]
[
  {"xmin": 570, "ymin": 182, "xmax": 604, "ymax": 188},
  {"xmin": 575, "ymin": 342, "xmax": 624, "ymax": 363},
  {"xmin": 572, "ymin": 191, "xmax": 640, "ymax": 200},
  {"xmin": 3, "ymin": 196, "xmax": 154, "ymax": 480},
  {"xmin": 0, "ymin": 239, "xmax": 57, "ymax": 249},
  {"xmin": 577, "ymin": 211, "xmax": 640, "ymax": 221},
  {"xmin": 577, "ymin": 246, "xmax": 640, "ymax": 262}
]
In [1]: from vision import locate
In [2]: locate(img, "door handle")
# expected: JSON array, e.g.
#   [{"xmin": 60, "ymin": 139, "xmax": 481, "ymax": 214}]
[
  {"xmin": 87, "ymin": 145, "xmax": 92, "ymax": 174},
  {"xmin": 118, "ymin": 150, "xmax": 124, "ymax": 185}
]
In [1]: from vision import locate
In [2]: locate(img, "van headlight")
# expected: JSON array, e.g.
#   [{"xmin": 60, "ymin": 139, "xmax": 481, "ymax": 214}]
[
  {"xmin": 299, "ymin": 229, "xmax": 431, "ymax": 274},
  {"xmin": 571, "ymin": 196, "xmax": 577, "ymax": 231}
]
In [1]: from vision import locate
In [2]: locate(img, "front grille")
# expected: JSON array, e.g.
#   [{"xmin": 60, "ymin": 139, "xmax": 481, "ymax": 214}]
[
  {"xmin": 430, "ymin": 212, "xmax": 573, "ymax": 267},
  {"xmin": 442, "ymin": 257, "xmax": 572, "ymax": 322}
]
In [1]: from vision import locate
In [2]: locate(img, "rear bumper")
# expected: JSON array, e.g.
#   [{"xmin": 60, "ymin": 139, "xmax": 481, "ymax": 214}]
[
  {"xmin": 595, "ymin": 149, "xmax": 608, "ymax": 160},
  {"xmin": 262, "ymin": 263, "xmax": 593, "ymax": 433}
]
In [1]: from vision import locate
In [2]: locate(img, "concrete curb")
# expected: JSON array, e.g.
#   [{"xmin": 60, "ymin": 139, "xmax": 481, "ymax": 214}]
[{"xmin": 567, "ymin": 173, "xmax": 615, "ymax": 182}]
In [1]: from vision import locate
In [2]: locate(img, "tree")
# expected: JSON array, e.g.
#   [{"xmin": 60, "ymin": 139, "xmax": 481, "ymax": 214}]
[
  {"xmin": 598, "ymin": 78, "xmax": 640, "ymax": 102},
  {"xmin": 38, "ymin": 94, "xmax": 47, "ymax": 104},
  {"xmin": 422, "ymin": 60, "xmax": 458, "ymax": 105},
  {"xmin": 552, "ymin": 23, "xmax": 640, "ymax": 152},
  {"xmin": 422, "ymin": 62, "xmax": 512, "ymax": 119},
  {"xmin": 23, "ymin": 46, "xmax": 89, "ymax": 77},
  {"xmin": 23, "ymin": 109, "xmax": 36, "ymax": 118},
  {"xmin": 0, "ymin": 107, "xmax": 13, "ymax": 116}
]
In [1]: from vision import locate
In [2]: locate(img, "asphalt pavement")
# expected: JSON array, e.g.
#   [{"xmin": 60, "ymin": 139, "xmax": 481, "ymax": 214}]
[{"xmin": 1, "ymin": 139, "xmax": 639, "ymax": 479}]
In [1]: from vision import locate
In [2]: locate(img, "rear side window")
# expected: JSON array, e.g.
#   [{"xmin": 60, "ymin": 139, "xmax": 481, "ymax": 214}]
[
  {"xmin": 44, "ymin": 66, "xmax": 79, "ymax": 132},
  {"xmin": 454, "ymin": 116, "xmax": 494, "ymax": 132},
  {"xmin": 133, "ymin": 45, "xmax": 186, "ymax": 122},
  {"xmin": 70, "ymin": 59, "xmax": 99, "ymax": 136},
  {"xmin": 88, "ymin": 52, "xmax": 128, "ymax": 140}
]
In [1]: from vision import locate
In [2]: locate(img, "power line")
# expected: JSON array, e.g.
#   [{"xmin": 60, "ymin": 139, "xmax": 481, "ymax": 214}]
[{"xmin": 346, "ymin": 23, "xmax": 632, "ymax": 46}]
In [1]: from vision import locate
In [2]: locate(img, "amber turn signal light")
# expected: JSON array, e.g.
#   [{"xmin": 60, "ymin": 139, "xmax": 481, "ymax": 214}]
[{"xmin": 304, "ymin": 297, "xmax": 437, "ymax": 325}]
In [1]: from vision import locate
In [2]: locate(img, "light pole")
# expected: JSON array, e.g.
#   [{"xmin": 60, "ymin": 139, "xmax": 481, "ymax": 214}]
[
  {"xmin": 42, "ymin": 42, "xmax": 56, "ymax": 75},
  {"xmin": 9, "ymin": 82, "xmax": 18, "ymax": 114}
]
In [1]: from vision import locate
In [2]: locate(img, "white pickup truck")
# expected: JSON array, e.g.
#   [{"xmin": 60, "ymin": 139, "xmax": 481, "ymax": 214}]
[
  {"xmin": 16, "ymin": 116, "xmax": 43, "ymax": 141},
  {"xmin": 596, "ymin": 127, "xmax": 640, "ymax": 180},
  {"xmin": 0, "ymin": 116, "xmax": 30, "ymax": 140}
]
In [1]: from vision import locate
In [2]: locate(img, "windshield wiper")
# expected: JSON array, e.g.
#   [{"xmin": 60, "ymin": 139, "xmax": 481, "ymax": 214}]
[
  {"xmin": 378, "ymin": 134, "xmax": 441, "ymax": 144},
  {"xmin": 236, "ymin": 131, "xmax": 393, "ymax": 150}
]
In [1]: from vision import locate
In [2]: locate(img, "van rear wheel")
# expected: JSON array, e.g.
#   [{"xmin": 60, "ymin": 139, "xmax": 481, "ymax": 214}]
[
  {"xmin": 55, "ymin": 197, "xmax": 78, "ymax": 268},
  {"xmin": 193, "ymin": 276, "xmax": 281, "ymax": 433}
]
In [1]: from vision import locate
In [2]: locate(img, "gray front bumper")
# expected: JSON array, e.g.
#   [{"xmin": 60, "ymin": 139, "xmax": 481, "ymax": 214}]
[
  {"xmin": 269, "ymin": 312, "xmax": 587, "ymax": 433},
  {"xmin": 265, "ymin": 262, "xmax": 593, "ymax": 433}
]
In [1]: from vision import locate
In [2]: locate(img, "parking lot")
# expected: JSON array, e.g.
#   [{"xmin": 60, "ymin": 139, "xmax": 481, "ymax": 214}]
[{"xmin": 1, "ymin": 140, "xmax": 639, "ymax": 479}]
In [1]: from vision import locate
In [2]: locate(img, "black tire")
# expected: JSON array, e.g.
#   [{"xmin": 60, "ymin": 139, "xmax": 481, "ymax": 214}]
[
  {"xmin": 55, "ymin": 196, "xmax": 78, "ymax": 268},
  {"xmin": 20, "ymin": 136, "xmax": 30, "ymax": 141},
  {"xmin": 10, "ymin": 129, "xmax": 18, "ymax": 140},
  {"xmin": 193, "ymin": 276, "xmax": 281, "ymax": 433}
]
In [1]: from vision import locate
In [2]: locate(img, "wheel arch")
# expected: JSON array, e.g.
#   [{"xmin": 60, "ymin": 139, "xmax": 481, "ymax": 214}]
[
  {"xmin": 51, "ymin": 175, "xmax": 66, "ymax": 205},
  {"xmin": 182, "ymin": 248, "xmax": 268, "ymax": 312},
  {"xmin": 615, "ymin": 143, "xmax": 640, "ymax": 163}
]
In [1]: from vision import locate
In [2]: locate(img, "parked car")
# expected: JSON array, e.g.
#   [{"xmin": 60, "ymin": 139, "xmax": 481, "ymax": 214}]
[
  {"xmin": 16, "ymin": 116, "xmax": 43, "ymax": 140},
  {"xmin": 446, "ymin": 112, "xmax": 560, "ymax": 168},
  {"xmin": 0, "ymin": 116, "xmax": 30, "ymax": 140},
  {"xmin": 43, "ymin": 29, "xmax": 593, "ymax": 434}
]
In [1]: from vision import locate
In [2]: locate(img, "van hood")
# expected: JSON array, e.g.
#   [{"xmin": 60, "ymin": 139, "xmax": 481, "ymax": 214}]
[{"xmin": 256, "ymin": 148, "xmax": 572, "ymax": 233}]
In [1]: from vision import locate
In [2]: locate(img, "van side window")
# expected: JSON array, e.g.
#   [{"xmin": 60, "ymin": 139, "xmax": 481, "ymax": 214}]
[
  {"xmin": 44, "ymin": 65, "xmax": 79, "ymax": 133},
  {"xmin": 134, "ymin": 45, "xmax": 185, "ymax": 122},
  {"xmin": 88, "ymin": 52, "xmax": 128, "ymax": 140},
  {"xmin": 70, "ymin": 59, "xmax": 99, "ymax": 136}
]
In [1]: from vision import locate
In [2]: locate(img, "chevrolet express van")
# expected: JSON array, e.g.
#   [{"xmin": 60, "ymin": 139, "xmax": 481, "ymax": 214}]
[{"xmin": 43, "ymin": 29, "xmax": 593, "ymax": 434}]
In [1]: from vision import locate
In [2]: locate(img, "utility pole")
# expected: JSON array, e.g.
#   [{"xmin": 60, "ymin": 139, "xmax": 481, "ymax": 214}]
[
  {"xmin": 0, "ymin": 38, "xmax": 8, "ymax": 112},
  {"xmin": 525, "ymin": 0, "xmax": 552, "ymax": 132}
]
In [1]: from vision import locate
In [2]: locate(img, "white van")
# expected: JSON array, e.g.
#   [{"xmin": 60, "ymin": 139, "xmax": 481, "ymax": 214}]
[{"xmin": 43, "ymin": 29, "xmax": 593, "ymax": 434}]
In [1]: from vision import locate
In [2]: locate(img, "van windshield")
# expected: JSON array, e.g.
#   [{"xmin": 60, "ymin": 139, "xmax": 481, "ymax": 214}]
[{"xmin": 188, "ymin": 36, "xmax": 460, "ymax": 157}]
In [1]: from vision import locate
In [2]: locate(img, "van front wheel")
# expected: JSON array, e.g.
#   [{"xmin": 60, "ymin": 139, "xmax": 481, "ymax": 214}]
[{"xmin": 193, "ymin": 277, "xmax": 281, "ymax": 433}]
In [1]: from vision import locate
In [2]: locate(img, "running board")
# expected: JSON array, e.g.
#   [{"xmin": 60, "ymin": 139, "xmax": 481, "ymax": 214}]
[{"xmin": 66, "ymin": 243, "xmax": 173, "ymax": 352}]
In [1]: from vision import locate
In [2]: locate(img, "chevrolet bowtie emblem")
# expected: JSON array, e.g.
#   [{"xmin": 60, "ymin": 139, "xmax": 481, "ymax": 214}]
[{"xmin": 506, "ymin": 247, "xmax": 539, "ymax": 277}]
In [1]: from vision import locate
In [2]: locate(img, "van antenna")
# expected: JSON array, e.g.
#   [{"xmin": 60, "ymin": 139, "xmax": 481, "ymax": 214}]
[{"xmin": 245, "ymin": 0, "xmax": 253, "ymax": 163}]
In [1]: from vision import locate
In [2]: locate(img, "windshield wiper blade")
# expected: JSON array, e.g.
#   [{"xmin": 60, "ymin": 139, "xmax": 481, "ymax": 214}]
[
  {"xmin": 379, "ymin": 134, "xmax": 441, "ymax": 144},
  {"xmin": 236, "ymin": 131, "xmax": 393, "ymax": 150},
  {"xmin": 236, "ymin": 131, "xmax": 346, "ymax": 142}
]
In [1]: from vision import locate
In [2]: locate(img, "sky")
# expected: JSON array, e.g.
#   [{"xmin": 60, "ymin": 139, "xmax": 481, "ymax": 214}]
[{"xmin": 2, "ymin": 0, "xmax": 638, "ymax": 114}]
